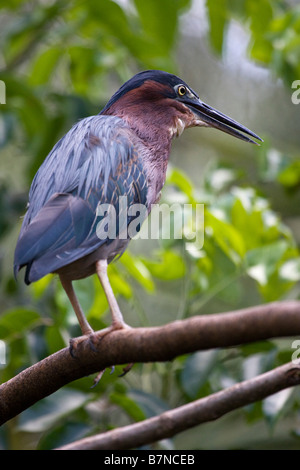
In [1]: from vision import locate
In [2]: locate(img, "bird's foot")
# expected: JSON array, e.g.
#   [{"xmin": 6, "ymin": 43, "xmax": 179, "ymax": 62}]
[
  {"xmin": 69, "ymin": 321, "xmax": 133, "ymax": 384},
  {"xmin": 69, "ymin": 320, "xmax": 130, "ymax": 357},
  {"xmin": 69, "ymin": 332, "xmax": 93, "ymax": 358},
  {"xmin": 88, "ymin": 323, "xmax": 132, "ymax": 387},
  {"xmin": 88, "ymin": 320, "xmax": 131, "ymax": 352},
  {"xmin": 89, "ymin": 322, "xmax": 133, "ymax": 387}
]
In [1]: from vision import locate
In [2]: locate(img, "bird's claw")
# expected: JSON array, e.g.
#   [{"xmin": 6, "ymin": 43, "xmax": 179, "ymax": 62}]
[
  {"xmin": 119, "ymin": 363, "xmax": 134, "ymax": 377},
  {"xmin": 91, "ymin": 363, "xmax": 134, "ymax": 387},
  {"xmin": 69, "ymin": 324, "xmax": 120, "ymax": 357},
  {"xmin": 91, "ymin": 365, "xmax": 115, "ymax": 388},
  {"xmin": 91, "ymin": 370, "xmax": 105, "ymax": 388},
  {"xmin": 69, "ymin": 324, "xmax": 133, "ymax": 385},
  {"xmin": 69, "ymin": 334, "xmax": 91, "ymax": 358}
]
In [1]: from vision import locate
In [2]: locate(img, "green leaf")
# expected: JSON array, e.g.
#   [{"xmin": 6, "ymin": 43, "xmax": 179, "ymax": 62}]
[
  {"xmin": 246, "ymin": 0, "xmax": 273, "ymax": 35},
  {"xmin": 18, "ymin": 389, "xmax": 90, "ymax": 432},
  {"xmin": 30, "ymin": 274, "xmax": 53, "ymax": 299},
  {"xmin": 231, "ymin": 198, "xmax": 264, "ymax": 250},
  {"xmin": 3, "ymin": 2, "xmax": 63, "ymax": 66},
  {"xmin": 0, "ymin": 308, "xmax": 41, "ymax": 340},
  {"xmin": 45, "ymin": 326, "xmax": 68, "ymax": 355},
  {"xmin": 242, "ymin": 353, "xmax": 273, "ymax": 381},
  {"xmin": 240, "ymin": 341, "xmax": 276, "ymax": 357},
  {"xmin": 38, "ymin": 421, "xmax": 92, "ymax": 450},
  {"xmin": 167, "ymin": 167, "xmax": 195, "ymax": 202},
  {"xmin": 250, "ymin": 36, "xmax": 273, "ymax": 63},
  {"xmin": 110, "ymin": 391, "xmax": 146, "ymax": 422},
  {"xmin": 120, "ymin": 251, "xmax": 155, "ymax": 292},
  {"xmin": 245, "ymin": 240, "xmax": 289, "ymax": 285},
  {"xmin": 0, "ymin": 0, "xmax": 24, "ymax": 9},
  {"xmin": 278, "ymin": 160, "xmax": 300, "ymax": 190},
  {"xmin": 68, "ymin": 46, "xmax": 98, "ymax": 94},
  {"xmin": 29, "ymin": 47, "xmax": 62, "ymax": 86},
  {"xmin": 180, "ymin": 350, "xmax": 219, "ymax": 398},
  {"xmin": 206, "ymin": 0, "xmax": 228, "ymax": 54},
  {"xmin": 2, "ymin": 76, "xmax": 48, "ymax": 140},
  {"xmin": 206, "ymin": 211, "xmax": 246, "ymax": 263},
  {"xmin": 109, "ymin": 265, "xmax": 133, "ymax": 299},
  {"xmin": 86, "ymin": 0, "xmax": 151, "ymax": 61},
  {"xmin": 73, "ymin": 277, "xmax": 95, "ymax": 313},
  {"xmin": 134, "ymin": 0, "xmax": 189, "ymax": 53},
  {"xmin": 263, "ymin": 388, "xmax": 293, "ymax": 428},
  {"xmin": 279, "ymin": 258, "xmax": 300, "ymax": 282},
  {"xmin": 128, "ymin": 389, "xmax": 169, "ymax": 418},
  {"xmin": 141, "ymin": 250, "xmax": 186, "ymax": 280}
]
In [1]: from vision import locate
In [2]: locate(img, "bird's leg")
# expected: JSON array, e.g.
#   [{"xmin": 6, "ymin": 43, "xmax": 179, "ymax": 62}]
[
  {"xmin": 60, "ymin": 263, "xmax": 130, "ymax": 378},
  {"xmin": 95, "ymin": 259, "xmax": 129, "ymax": 331},
  {"xmin": 88, "ymin": 260, "xmax": 132, "ymax": 385},
  {"xmin": 59, "ymin": 276, "xmax": 94, "ymax": 336}
]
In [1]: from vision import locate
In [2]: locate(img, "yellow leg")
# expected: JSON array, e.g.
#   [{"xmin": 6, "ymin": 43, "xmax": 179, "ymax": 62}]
[
  {"xmin": 95, "ymin": 259, "xmax": 128, "ymax": 329},
  {"xmin": 59, "ymin": 276, "xmax": 94, "ymax": 336}
]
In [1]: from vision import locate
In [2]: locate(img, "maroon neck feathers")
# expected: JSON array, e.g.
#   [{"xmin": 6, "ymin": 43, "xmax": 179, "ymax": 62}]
[{"xmin": 102, "ymin": 81, "xmax": 190, "ymax": 162}]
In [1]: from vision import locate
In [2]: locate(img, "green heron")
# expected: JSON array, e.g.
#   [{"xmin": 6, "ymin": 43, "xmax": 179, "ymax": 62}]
[{"xmin": 14, "ymin": 70, "xmax": 262, "ymax": 342}]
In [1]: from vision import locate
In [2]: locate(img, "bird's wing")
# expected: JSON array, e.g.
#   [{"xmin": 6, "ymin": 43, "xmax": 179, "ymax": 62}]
[{"xmin": 14, "ymin": 115, "xmax": 148, "ymax": 284}]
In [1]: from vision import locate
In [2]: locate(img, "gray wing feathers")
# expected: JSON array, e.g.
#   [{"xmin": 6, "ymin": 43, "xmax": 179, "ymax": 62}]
[{"xmin": 22, "ymin": 115, "xmax": 132, "ymax": 234}]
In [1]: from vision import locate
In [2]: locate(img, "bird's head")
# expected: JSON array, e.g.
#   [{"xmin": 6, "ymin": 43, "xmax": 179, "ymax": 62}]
[{"xmin": 101, "ymin": 70, "xmax": 262, "ymax": 145}]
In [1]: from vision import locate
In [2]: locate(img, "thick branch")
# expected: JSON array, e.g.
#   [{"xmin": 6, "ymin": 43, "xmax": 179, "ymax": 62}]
[
  {"xmin": 0, "ymin": 300, "xmax": 300, "ymax": 425},
  {"xmin": 57, "ymin": 361, "xmax": 300, "ymax": 450}
]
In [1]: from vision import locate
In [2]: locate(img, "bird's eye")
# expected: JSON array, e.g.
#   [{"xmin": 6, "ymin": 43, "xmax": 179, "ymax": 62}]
[{"xmin": 177, "ymin": 85, "xmax": 187, "ymax": 96}]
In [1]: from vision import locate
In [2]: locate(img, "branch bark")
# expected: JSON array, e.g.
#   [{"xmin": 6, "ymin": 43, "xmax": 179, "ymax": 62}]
[
  {"xmin": 57, "ymin": 361, "xmax": 300, "ymax": 450},
  {"xmin": 0, "ymin": 300, "xmax": 300, "ymax": 426}
]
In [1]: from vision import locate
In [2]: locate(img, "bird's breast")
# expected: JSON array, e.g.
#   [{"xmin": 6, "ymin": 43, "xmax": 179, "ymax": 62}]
[
  {"xmin": 144, "ymin": 161, "xmax": 168, "ymax": 209},
  {"xmin": 130, "ymin": 128, "xmax": 171, "ymax": 208}
]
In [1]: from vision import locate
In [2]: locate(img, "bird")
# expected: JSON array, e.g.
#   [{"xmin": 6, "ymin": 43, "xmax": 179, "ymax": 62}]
[{"xmin": 14, "ymin": 70, "xmax": 262, "ymax": 344}]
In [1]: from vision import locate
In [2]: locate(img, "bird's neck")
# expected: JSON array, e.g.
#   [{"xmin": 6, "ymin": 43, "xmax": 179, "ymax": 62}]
[
  {"xmin": 129, "ymin": 117, "xmax": 173, "ymax": 161},
  {"xmin": 106, "ymin": 112, "xmax": 174, "ymax": 158},
  {"xmin": 103, "ymin": 97, "xmax": 177, "ymax": 156},
  {"xmin": 128, "ymin": 119, "xmax": 172, "ymax": 206},
  {"xmin": 103, "ymin": 101, "xmax": 179, "ymax": 205}
]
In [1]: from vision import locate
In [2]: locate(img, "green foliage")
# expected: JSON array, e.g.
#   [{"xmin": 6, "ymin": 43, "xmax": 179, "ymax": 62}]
[
  {"xmin": 205, "ymin": 0, "xmax": 300, "ymax": 85},
  {"xmin": 0, "ymin": 0, "xmax": 191, "ymax": 182},
  {"xmin": 165, "ymin": 166, "xmax": 298, "ymax": 305},
  {"xmin": 0, "ymin": 0, "xmax": 299, "ymax": 451},
  {"xmin": 206, "ymin": 0, "xmax": 228, "ymax": 54},
  {"xmin": 0, "ymin": 307, "xmax": 41, "ymax": 340}
]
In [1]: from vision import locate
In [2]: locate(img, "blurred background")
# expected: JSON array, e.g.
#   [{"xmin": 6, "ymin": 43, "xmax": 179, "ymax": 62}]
[{"xmin": 0, "ymin": 0, "xmax": 300, "ymax": 450}]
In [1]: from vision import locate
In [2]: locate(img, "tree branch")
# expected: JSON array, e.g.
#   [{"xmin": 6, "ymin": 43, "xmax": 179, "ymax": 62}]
[
  {"xmin": 57, "ymin": 361, "xmax": 300, "ymax": 450},
  {"xmin": 0, "ymin": 300, "xmax": 300, "ymax": 426}
]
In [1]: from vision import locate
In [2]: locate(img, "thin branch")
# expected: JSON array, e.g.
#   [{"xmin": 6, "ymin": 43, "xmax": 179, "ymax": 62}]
[
  {"xmin": 0, "ymin": 300, "xmax": 300, "ymax": 426},
  {"xmin": 57, "ymin": 361, "xmax": 300, "ymax": 450}
]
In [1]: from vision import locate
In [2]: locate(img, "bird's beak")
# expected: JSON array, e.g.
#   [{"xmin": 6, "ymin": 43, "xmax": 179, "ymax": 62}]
[{"xmin": 183, "ymin": 96, "xmax": 263, "ymax": 145}]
